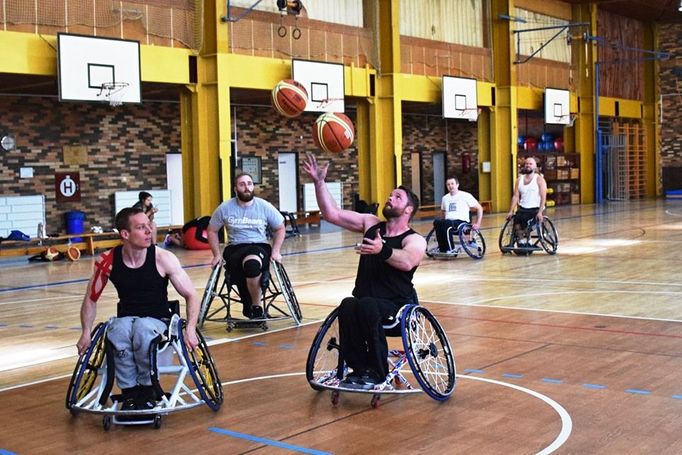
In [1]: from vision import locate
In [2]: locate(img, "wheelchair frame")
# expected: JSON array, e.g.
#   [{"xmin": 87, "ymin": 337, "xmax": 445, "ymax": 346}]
[
  {"xmin": 198, "ymin": 260, "xmax": 302, "ymax": 332},
  {"xmin": 306, "ymin": 304, "xmax": 456, "ymax": 408},
  {"xmin": 66, "ymin": 315, "xmax": 223, "ymax": 430},
  {"xmin": 425, "ymin": 221, "xmax": 486, "ymax": 260},
  {"xmin": 498, "ymin": 216, "xmax": 558, "ymax": 255}
]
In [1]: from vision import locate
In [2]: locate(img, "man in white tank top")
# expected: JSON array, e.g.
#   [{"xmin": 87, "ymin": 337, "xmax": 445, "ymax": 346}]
[{"xmin": 506, "ymin": 157, "xmax": 547, "ymax": 245}]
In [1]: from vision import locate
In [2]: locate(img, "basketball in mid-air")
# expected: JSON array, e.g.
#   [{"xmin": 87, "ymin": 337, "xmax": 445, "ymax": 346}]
[
  {"xmin": 271, "ymin": 79, "xmax": 308, "ymax": 118},
  {"xmin": 312, "ymin": 112, "xmax": 355, "ymax": 153}
]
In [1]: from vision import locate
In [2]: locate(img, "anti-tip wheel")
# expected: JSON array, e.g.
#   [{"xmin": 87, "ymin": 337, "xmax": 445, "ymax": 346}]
[
  {"xmin": 154, "ymin": 415, "xmax": 162, "ymax": 429},
  {"xmin": 102, "ymin": 415, "xmax": 111, "ymax": 431},
  {"xmin": 371, "ymin": 394, "xmax": 381, "ymax": 408},
  {"xmin": 331, "ymin": 391, "xmax": 340, "ymax": 406}
]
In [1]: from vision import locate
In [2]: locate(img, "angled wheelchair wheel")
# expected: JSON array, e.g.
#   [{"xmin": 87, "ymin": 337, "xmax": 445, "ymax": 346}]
[
  {"xmin": 401, "ymin": 305, "xmax": 456, "ymax": 401},
  {"xmin": 66, "ymin": 322, "xmax": 108, "ymax": 410},
  {"xmin": 198, "ymin": 264, "xmax": 222, "ymax": 328},
  {"xmin": 272, "ymin": 261, "xmax": 302, "ymax": 325},
  {"xmin": 306, "ymin": 307, "xmax": 343, "ymax": 391},
  {"xmin": 498, "ymin": 218, "xmax": 515, "ymax": 254},
  {"xmin": 424, "ymin": 228, "xmax": 440, "ymax": 258},
  {"xmin": 180, "ymin": 324, "xmax": 223, "ymax": 411},
  {"xmin": 459, "ymin": 224, "xmax": 486, "ymax": 259},
  {"xmin": 538, "ymin": 217, "xmax": 559, "ymax": 255}
]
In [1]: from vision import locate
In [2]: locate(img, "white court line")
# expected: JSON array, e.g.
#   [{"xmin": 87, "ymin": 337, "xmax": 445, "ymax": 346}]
[
  {"xmin": 222, "ymin": 372, "xmax": 572, "ymax": 455},
  {"xmin": 417, "ymin": 274, "xmax": 682, "ymax": 289},
  {"xmin": 665, "ymin": 210, "xmax": 682, "ymax": 217},
  {"xmin": 425, "ymin": 297, "xmax": 682, "ymax": 323}
]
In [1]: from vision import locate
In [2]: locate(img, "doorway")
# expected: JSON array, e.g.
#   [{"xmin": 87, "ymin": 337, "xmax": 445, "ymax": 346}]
[{"xmin": 278, "ymin": 152, "xmax": 298, "ymax": 212}]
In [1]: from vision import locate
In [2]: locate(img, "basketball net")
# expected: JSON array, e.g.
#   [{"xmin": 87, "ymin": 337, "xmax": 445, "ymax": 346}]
[{"xmin": 97, "ymin": 82, "xmax": 130, "ymax": 107}]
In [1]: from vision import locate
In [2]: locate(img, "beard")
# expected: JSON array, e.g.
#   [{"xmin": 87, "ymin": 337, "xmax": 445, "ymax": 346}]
[
  {"xmin": 237, "ymin": 189, "xmax": 254, "ymax": 202},
  {"xmin": 520, "ymin": 167, "xmax": 533, "ymax": 174},
  {"xmin": 382, "ymin": 204, "xmax": 403, "ymax": 219}
]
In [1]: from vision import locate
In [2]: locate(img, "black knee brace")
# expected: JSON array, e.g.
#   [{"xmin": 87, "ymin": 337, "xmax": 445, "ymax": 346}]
[{"xmin": 242, "ymin": 259, "xmax": 262, "ymax": 278}]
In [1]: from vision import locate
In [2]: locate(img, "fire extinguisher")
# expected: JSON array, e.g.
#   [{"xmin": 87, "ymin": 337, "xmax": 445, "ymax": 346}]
[{"xmin": 462, "ymin": 153, "xmax": 471, "ymax": 174}]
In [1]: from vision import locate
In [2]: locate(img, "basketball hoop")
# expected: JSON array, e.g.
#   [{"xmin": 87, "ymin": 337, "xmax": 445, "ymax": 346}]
[{"xmin": 97, "ymin": 82, "xmax": 130, "ymax": 107}]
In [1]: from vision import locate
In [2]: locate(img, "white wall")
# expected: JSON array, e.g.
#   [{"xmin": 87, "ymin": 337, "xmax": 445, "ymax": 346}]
[{"xmin": 0, "ymin": 195, "xmax": 45, "ymax": 238}]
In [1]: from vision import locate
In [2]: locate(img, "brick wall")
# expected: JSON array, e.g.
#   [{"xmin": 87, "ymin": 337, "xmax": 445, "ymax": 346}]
[
  {"xmin": 0, "ymin": 96, "xmax": 179, "ymax": 233},
  {"xmin": 401, "ymin": 114, "xmax": 479, "ymax": 206},
  {"xmin": 658, "ymin": 24, "xmax": 682, "ymax": 169},
  {"xmin": 233, "ymin": 105, "xmax": 359, "ymax": 210}
]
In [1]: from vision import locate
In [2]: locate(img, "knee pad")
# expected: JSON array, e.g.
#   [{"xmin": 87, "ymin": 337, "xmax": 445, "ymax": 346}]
[{"xmin": 242, "ymin": 259, "xmax": 262, "ymax": 278}]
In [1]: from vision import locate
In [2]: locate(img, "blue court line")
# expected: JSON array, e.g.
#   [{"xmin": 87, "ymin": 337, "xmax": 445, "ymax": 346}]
[
  {"xmin": 583, "ymin": 383, "xmax": 607, "ymax": 390},
  {"xmin": 208, "ymin": 427, "xmax": 332, "ymax": 455},
  {"xmin": 462, "ymin": 369, "xmax": 485, "ymax": 374},
  {"xmin": 672, "ymin": 394, "xmax": 682, "ymax": 400},
  {"xmin": 542, "ymin": 378, "xmax": 564, "ymax": 384},
  {"xmin": 1, "ymin": 449, "xmax": 18, "ymax": 455},
  {"xmin": 251, "ymin": 341, "xmax": 267, "ymax": 347},
  {"xmin": 502, "ymin": 373, "xmax": 524, "ymax": 379},
  {"xmin": 279, "ymin": 343, "xmax": 295, "ymax": 350},
  {"xmin": 625, "ymin": 388, "xmax": 651, "ymax": 395}
]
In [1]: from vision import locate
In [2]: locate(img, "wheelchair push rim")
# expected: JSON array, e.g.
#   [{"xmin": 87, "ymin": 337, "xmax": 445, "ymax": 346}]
[
  {"xmin": 538, "ymin": 217, "xmax": 559, "ymax": 255},
  {"xmin": 272, "ymin": 261, "xmax": 303, "ymax": 325},
  {"xmin": 306, "ymin": 307, "xmax": 343, "ymax": 391},
  {"xmin": 66, "ymin": 322, "xmax": 108, "ymax": 410},
  {"xmin": 198, "ymin": 263, "xmax": 222, "ymax": 328},
  {"xmin": 180, "ymin": 324, "xmax": 224, "ymax": 411},
  {"xmin": 459, "ymin": 223, "xmax": 486, "ymax": 259},
  {"xmin": 401, "ymin": 305, "xmax": 456, "ymax": 401}
]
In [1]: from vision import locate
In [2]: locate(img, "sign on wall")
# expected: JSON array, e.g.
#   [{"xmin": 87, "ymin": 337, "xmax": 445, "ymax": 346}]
[{"xmin": 55, "ymin": 172, "xmax": 81, "ymax": 202}]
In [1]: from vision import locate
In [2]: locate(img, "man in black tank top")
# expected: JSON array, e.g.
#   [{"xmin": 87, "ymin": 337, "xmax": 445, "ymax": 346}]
[
  {"xmin": 76, "ymin": 208, "xmax": 200, "ymax": 412},
  {"xmin": 304, "ymin": 154, "xmax": 426, "ymax": 389}
]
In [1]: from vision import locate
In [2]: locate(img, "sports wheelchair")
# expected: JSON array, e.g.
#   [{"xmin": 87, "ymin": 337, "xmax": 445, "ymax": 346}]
[
  {"xmin": 306, "ymin": 304, "xmax": 456, "ymax": 408},
  {"xmin": 425, "ymin": 222, "xmax": 486, "ymax": 259},
  {"xmin": 199, "ymin": 259, "xmax": 302, "ymax": 332},
  {"xmin": 498, "ymin": 215, "xmax": 558, "ymax": 255},
  {"xmin": 66, "ymin": 306, "xmax": 223, "ymax": 430}
]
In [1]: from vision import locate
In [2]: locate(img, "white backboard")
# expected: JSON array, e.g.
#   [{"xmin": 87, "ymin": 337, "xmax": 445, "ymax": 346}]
[
  {"xmin": 545, "ymin": 88, "xmax": 570, "ymax": 125},
  {"xmin": 292, "ymin": 59, "xmax": 345, "ymax": 113},
  {"xmin": 58, "ymin": 33, "xmax": 142, "ymax": 104},
  {"xmin": 443, "ymin": 76, "xmax": 478, "ymax": 121}
]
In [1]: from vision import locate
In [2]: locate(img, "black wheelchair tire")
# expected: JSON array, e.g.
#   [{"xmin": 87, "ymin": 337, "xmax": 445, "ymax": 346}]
[
  {"xmin": 66, "ymin": 322, "xmax": 108, "ymax": 410},
  {"xmin": 306, "ymin": 307, "xmax": 343, "ymax": 391},
  {"xmin": 198, "ymin": 264, "xmax": 222, "ymax": 328},
  {"xmin": 180, "ymin": 323, "xmax": 224, "ymax": 411},
  {"xmin": 459, "ymin": 223, "xmax": 486, "ymax": 259},
  {"xmin": 538, "ymin": 217, "xmax": 559, "ymax": 255},
  {"xmin": 273, "ymin": 261, "xmax": 303, "ymax": 325}
]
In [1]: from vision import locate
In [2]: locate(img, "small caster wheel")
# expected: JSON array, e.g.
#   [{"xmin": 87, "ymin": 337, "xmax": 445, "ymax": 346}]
[
  {"xmin": 261, "ymin": 323, "xmax": 268, "ymax": 332},
  {"xmin": 371, "ymin": 394, "xmax": 381, "ymax": 408},
  {"xmin": 154, "ymin": 415, "xmax": 162, "ymax": 429},
  {"xmin": 69, "ymin": 407, "xmax": 78, "ymax": 417},
  {"xmin": 226, "ymin": 323, "xmax": 234, "ymax": 332},
  {"xmin": 331, "ymin": 391, "xmax": 340, "ymax": 406},
  {"xmin": 103, "ymin": 415, "xmax": 112, "ymax": 431}
]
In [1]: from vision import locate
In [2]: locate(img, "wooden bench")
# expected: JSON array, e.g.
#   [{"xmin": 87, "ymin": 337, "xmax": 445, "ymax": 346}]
[{"xmin": 0, "ymin": 225, "xmax": 183, "ymax": 258}]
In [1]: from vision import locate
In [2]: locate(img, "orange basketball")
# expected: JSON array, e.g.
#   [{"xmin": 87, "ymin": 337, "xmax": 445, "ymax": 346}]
[
  {"xmin": 272, "ymin": 79, "xmax": 308, "ymax": 118},
  {"xmin": 312, "ymin": 112, "xmax": 355, "ymax": 153},
  {"xmin": 66, "ymin": 246, "xmax": 81, "ymax": 261}
]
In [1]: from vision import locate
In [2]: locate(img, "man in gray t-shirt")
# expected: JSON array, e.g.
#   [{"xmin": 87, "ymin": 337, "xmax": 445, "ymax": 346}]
[{"xmin": 207, "ymin": 173, "xmax": 285, "ymax": 318}]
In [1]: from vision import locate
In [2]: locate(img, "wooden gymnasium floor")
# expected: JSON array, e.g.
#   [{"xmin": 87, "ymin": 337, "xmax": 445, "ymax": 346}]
[{"xmin": 1, "ymin": 199, "xmax": 682, "ymax": 454}]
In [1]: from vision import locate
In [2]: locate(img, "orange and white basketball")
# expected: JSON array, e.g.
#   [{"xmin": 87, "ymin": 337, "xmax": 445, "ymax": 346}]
[
  {"xmin": 44, "ymin": 247, "xmax": 59, "ymax": 261},
  {"xmin": 66, "ymin": 246, "xmax": 81, "ymax": 261},
  {"xmin": 312, "ymin": 112, "xmax": 355, "ymax": 153},
  {"xmin": 271, "ymin": 79, "xmax": 308, "ymax": 118}
]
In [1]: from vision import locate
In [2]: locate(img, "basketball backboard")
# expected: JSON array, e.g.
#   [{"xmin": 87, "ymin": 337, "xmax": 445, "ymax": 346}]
[
  {"xmin": 292, "ymin": 59, "xmax": 345, "ymax": 113},
  {"xmin": 57, "ymin": 33, "xmax": 142, "ymax": 105},
  {"xmin": 442, "ymin": 76, "xmax": 478, "ymax": 121},
  {"xmin": 545, "ymin": 88, "xmax": 570, "ymax": 125}
]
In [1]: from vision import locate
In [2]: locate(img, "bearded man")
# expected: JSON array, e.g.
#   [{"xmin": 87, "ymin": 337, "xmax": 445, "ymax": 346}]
[
  {"xmin": 506, "ymin": 157, "xmax": 548, "ymax": 245},
  {"xmin": 207, "ymin": 172, "xmax": 285, "ymax": 318},
  {"xmin": 303, "ymin": 154, "xmax": 425, "ymax": 389}
]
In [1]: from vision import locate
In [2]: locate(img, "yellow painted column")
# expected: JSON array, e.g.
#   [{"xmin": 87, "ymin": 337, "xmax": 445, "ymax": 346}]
[
  {"xmin": 489, "ymin": 0, "xmax": 516, "ymax": 212},
  {"xmin": 355, "ymin": 100, "xmax": 372, "ymax": 202},
  {"xmin": 365, "ymin": 0, "xmax": 402, "ymax": 206},
  {"xmin": 180, "ymin": 0, "xmax": 232, "ymax": 219},
  {"xmin": 573, "ymin": 3, "xmax": 597, "ymax": 204},
  {"xmin": 643, "ymin": 23, "xmax": 658, "ymax": 197}
]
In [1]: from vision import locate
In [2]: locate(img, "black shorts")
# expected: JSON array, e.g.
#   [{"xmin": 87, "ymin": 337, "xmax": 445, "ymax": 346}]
[
  {"xmin": 223, "ymin": 243, "xmax": 270, "ymax": 278},
  {"xmin": 514, "ymin": 207, "xmax": 539, "ymax": 228}
]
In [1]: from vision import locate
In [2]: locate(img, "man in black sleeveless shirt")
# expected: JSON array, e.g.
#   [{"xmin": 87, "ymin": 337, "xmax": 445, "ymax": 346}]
[
  {"xmin": 304, "ymin": 154, "xmax": 426, "ymax": 388},
  {"xmin": 77, "ymin": 208, "xmax": 200, "ymax": 412}
]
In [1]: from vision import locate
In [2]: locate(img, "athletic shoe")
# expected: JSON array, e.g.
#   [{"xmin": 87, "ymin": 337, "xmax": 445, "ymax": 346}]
[{"xmin": 251, "ymin": 306, "xmax": 264, "ymax": 319}]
